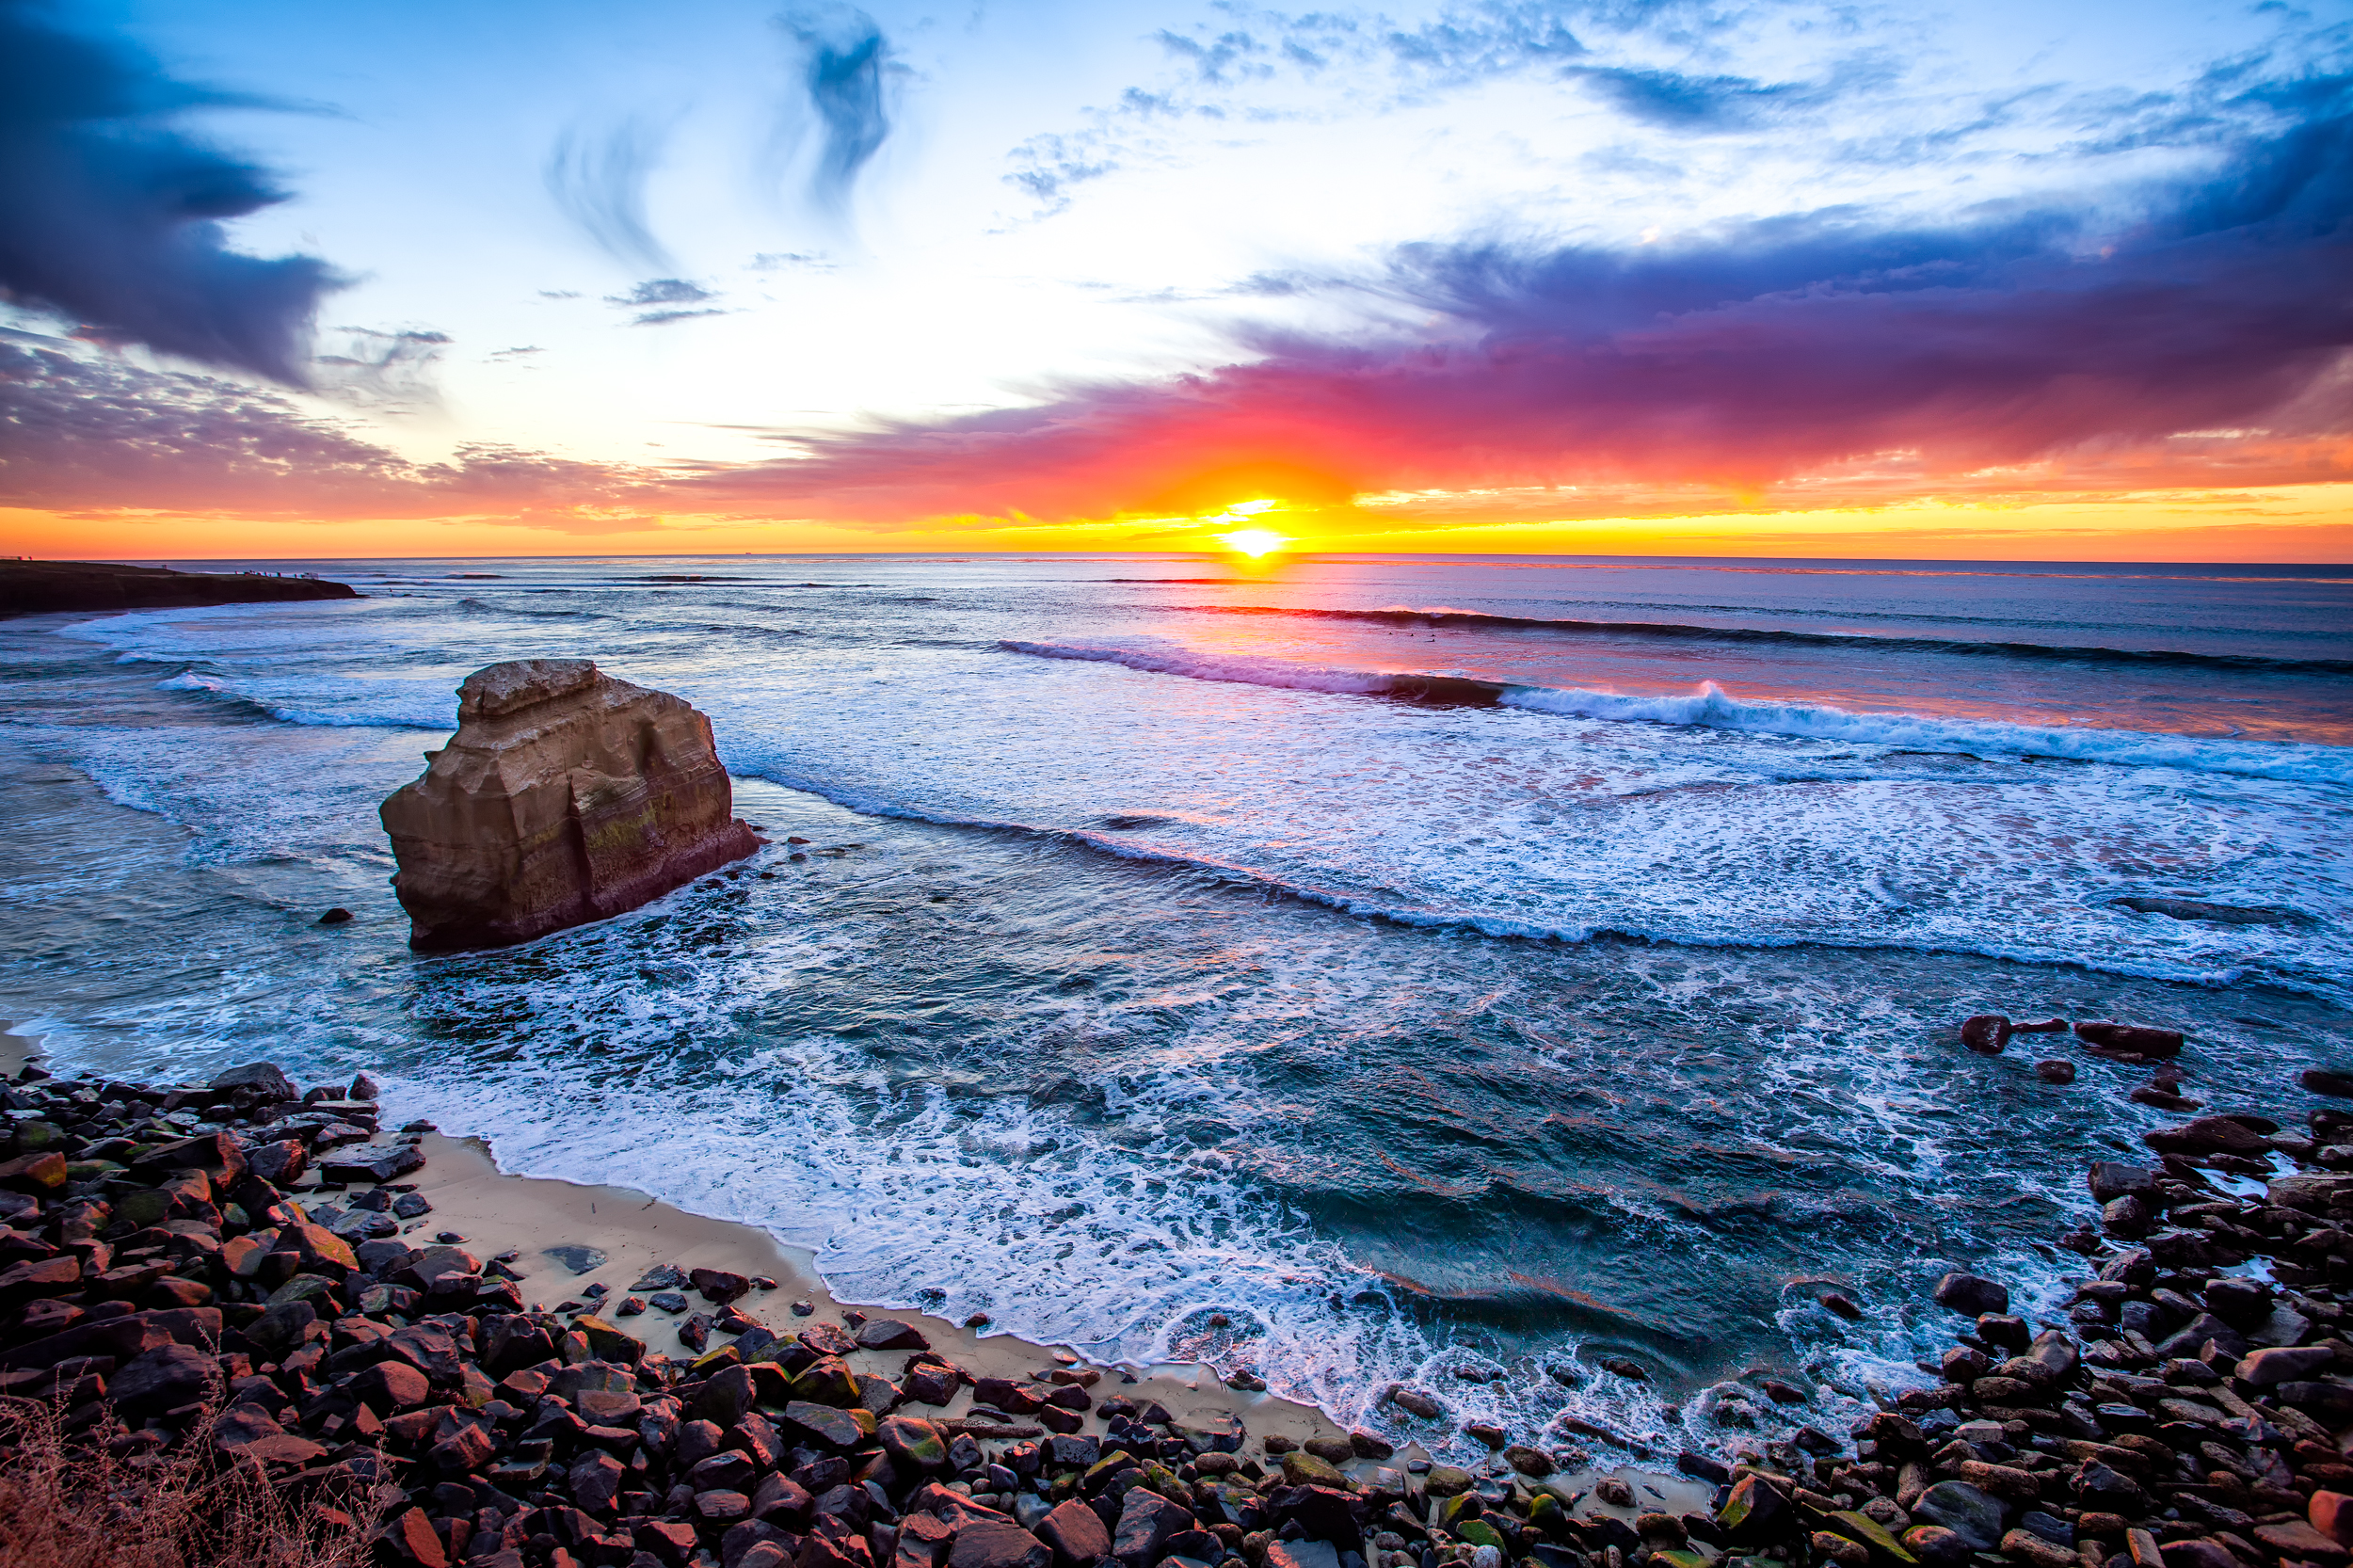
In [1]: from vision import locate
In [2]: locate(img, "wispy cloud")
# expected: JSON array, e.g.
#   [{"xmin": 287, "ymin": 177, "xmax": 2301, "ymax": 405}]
[
  {"xmin": 779, "ymin": 5, "xmax": 894, "ymax": 217},
  {"xmin": 546, "ymin": 116, "xmax": 675, "ymax": 271}
]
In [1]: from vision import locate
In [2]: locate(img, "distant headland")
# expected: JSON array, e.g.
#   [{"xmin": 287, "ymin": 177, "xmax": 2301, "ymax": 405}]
[{"xmin": 0, "ymin": 559, "xmax": 360, "ymax": 616}]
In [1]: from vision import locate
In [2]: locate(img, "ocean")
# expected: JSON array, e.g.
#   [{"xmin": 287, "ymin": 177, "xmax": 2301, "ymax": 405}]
[{"xmin": 2, "ymin": 552, "xmax": 2347, "ymax": 1459}]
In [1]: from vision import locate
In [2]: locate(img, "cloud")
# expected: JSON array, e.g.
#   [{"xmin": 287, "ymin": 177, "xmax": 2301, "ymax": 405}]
[
  {"xmin": 545, "ymin": 116, "xmax": 674, "ymax": 271},
  {"xmin": 674, "ymin": 106, "xmax": 2353, "ymax": 522},
  {"xmin": 605, "ymin": 278, "xmax": 717, "ymax": 307},
  {"xmin": 600, "ymin": 277, "xmax": 729, "ymax": 327},
  {"xmin": 1561, "ymin": 62, "xmax": 1861, "ymax": 129},
  {"xmin": 780, "ymin": 5, "xmax": 892, "ymax": 216},
  {"xmin": 0, "ymin": 0, "xmax": 341, "ymax": 385},
  {"xmin": 312, "ymin": 327, "xmax": 451, "ymax": 411},
  {"xmin": 0, "ymin": 328, "xmax": 650, "ymax": 528}
]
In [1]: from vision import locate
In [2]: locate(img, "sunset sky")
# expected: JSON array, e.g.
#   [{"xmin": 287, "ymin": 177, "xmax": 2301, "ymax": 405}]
[{"xmin": 2, "ymin": 0, "xmax": 2349, "ymax": 561}]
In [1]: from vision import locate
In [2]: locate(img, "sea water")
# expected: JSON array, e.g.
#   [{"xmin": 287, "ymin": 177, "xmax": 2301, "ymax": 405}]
[{"xmin": 1, "ymin": 553, "xmax": 2346, "ymax": 1458}]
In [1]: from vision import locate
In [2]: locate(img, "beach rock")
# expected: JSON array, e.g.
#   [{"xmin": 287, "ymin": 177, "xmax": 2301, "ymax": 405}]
[
  {"xmin": 2075, "ymin": 1021, "xmax": 2184, "ymax": 1058},
  {"xmin": 856, "ymin": 1317, "xmax": 930, "ymax": 1351},
  {"xmin": 1902, "ymin": 1526, "xmax": 1970, "ymax": 1567},
  {"xmin": 2305, "ymin": 1069, "xmax": 2353, "ymax": 1098},
  {"xmin": 951, "ymin": 1521, "xmax": 1053, "ymax": 1568},
  {"xmin": 209, "ymin": 1061, "xmax": 299, "ymax": 1100},
  {"xmin": 2311, "ymin": 1491, "xmax": 2353, "ymax": 1546},
  {"xmin": 1912, "ymin": 1482, "xmax": 2004, "ymax": 1551},
  {"xmin": 1931, "ymin": 1272, "xmax": 2008, "ymax": 1317},
  {"xmin": 2241, "ymin": 1345, "xmax": 2337, "ymax": 1385},
  {"xmin": 379, "ymin": 659, "xmax": 759, "ymax": 951},
  {"xmin": 2088, "ymin": 1162, "xmax": 2156, "ymax": 1203},
  {"xmin": 2143, "ymin": 1116, "xmax": 2269, "ymax": 1158},
  {"xmin": 109, "ymin": 1340, "xmax": 212, "ymax": 1415},
  {"xmin": 1038, "ymin": 1499, "xmax": 1110, "ymax": 1568},
  {"xmin": 1961, "ymin": 1016, "xmax": 2012, "ymax": 1055},
  {"xmin": 2035, "ymin": 1060, "xmax": 2075, "ymax": 1085}
]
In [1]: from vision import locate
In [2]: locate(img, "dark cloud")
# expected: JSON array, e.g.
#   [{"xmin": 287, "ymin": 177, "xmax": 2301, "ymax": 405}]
[
  {"xmin": 0, "ymin": 0, "xmax": 341, "ymax": 385},
  {"xmin": 545, "ymin": 117, "xmax": 674, "ymax": 271},
  {"xmin": 1563, "ymin": 64, "xmax": 1821, "ymax": 128},
  {"xmin": 780, "ymin": 5, "xmax": 892, "ymax": 215},
  {"xmin": 679, "ymin": 106, "xmax": 2353, "ymax": 520}
]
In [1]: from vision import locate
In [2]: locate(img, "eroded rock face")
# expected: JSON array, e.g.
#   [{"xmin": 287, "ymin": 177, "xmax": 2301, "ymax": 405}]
[{"xmin": 380, "ymin": 659, "xmax": 757, "ymax": 950}]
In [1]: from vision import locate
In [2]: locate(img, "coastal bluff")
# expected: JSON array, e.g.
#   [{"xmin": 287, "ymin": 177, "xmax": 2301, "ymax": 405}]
[
  {"xmin": 380, "ymin": 658, "xmax": 758, "ymax": 951},
  {"xmin": 0, "ymin": 558, "xmax": 359, "ymax": 615}
]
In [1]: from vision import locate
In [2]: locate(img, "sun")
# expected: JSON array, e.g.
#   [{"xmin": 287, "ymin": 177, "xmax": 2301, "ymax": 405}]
[{"xmin": 1220, "ymin": 527, "xmax": 1289, "ymax": 558}]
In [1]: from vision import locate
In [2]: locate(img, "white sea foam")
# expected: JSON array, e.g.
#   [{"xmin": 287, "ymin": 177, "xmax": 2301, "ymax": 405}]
[
  {"xmin": 1500, "ymin": 680, "xmax": 2353, "ymax": 785},
  {"xmin": 1001, "ymin": 639, "xmax": 1399, "ymax": 696},
  {"xmin": 1003, "ymin": 636, "xmax": 2353, "ymax": 786}
]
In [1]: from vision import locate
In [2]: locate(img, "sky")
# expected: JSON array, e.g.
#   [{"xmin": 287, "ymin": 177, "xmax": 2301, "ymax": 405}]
[{"xmin": 1, "ymin": 0, "xmax": 2350, "ymax": 561}]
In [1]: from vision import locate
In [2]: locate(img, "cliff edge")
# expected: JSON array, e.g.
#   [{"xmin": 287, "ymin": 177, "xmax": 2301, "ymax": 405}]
[{"xmin": 379, "ymin": 659, "xmax": 758, "ymax": 951}]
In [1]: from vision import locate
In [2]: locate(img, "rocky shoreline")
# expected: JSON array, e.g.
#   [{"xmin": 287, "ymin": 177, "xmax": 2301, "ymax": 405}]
[{"xmin": 4, "ymin": 1036, "xmax": 2353, "ymax": 1568}]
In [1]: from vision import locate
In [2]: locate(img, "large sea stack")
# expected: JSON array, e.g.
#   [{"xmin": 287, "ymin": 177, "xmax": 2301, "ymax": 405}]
[{"xmin": 380, "ymin": 659, "xmax": 758, "ymax": 951}]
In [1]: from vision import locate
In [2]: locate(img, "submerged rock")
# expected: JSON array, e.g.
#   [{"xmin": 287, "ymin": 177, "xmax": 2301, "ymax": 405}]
[{"xmin": 379, "ymin": 659, "xmax": 758, "ymax": 950}]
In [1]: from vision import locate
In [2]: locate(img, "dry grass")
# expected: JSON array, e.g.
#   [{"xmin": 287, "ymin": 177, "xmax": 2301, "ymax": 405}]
[{"xmin": 0, "ymin": 1396, "xmax": 379, "ymax": 1568}]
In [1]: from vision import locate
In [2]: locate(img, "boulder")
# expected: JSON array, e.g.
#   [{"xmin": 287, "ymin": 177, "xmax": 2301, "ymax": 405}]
[
  {"xmin": 2074, "ymin": 1021, "xmax": 2184, "ymax": 1058},
  {"xmin": 209, "ymin": 1061, "xmax": 300, "ymax": 1100},
  {"xmin": 1037, "ymin": 1500, "xmax": 1110, "ymax": 1568},
  {"xmin": 2088, "ymin": 1163, "xmax": 2156, "ymax": 1204},
  {"xmin": 2239, "ymin": 1345, "xmax": 2335, "ymax": 1386},
  {"xmin": 1931, "ymin": 1272, "xmax": 2008, "ymax": 1317},
  {"xmin": 2143, "ymin": 1117, "xmax": 2270, "ymax": 1158},
  {"xmin": 1961, "ymin": 1016, "xmax": 2011, "ymax": 1055},
  {"xmin": 380, "ymin": 659, "xmax": 759, "ymax": 951},
  {"xmin": 1912, "ymin": 1482, "xmax": 2005, "ymax": 1552}
]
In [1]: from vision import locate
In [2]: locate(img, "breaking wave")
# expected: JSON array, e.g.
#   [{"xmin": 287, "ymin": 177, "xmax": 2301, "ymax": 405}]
[{"xmin": 1002, "ymin": 640, "xmax": 2353, "ymax": 785}]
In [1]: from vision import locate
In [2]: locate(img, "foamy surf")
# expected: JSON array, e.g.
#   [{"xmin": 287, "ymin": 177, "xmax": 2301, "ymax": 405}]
[{"xmin": 1003, "ymin": 637, "xmax": 2353, "ymax": 785}]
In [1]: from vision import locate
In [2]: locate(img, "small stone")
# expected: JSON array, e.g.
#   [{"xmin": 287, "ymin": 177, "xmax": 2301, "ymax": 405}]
[
  {"xmin": 2036, "ymin": 1060, "xmax": 2075, "ymax": 1084},
  {"xmin": 1596, "ymin": 1478, "xmax": 1635, "ymax": 1508},
  {"xmin": 1463, "ymin": 1420, "xmax": 1507, "ymax": 1448},
  {"xmin": 318, "ymin": 907, "xmax": 354, "ymax": 925}
]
